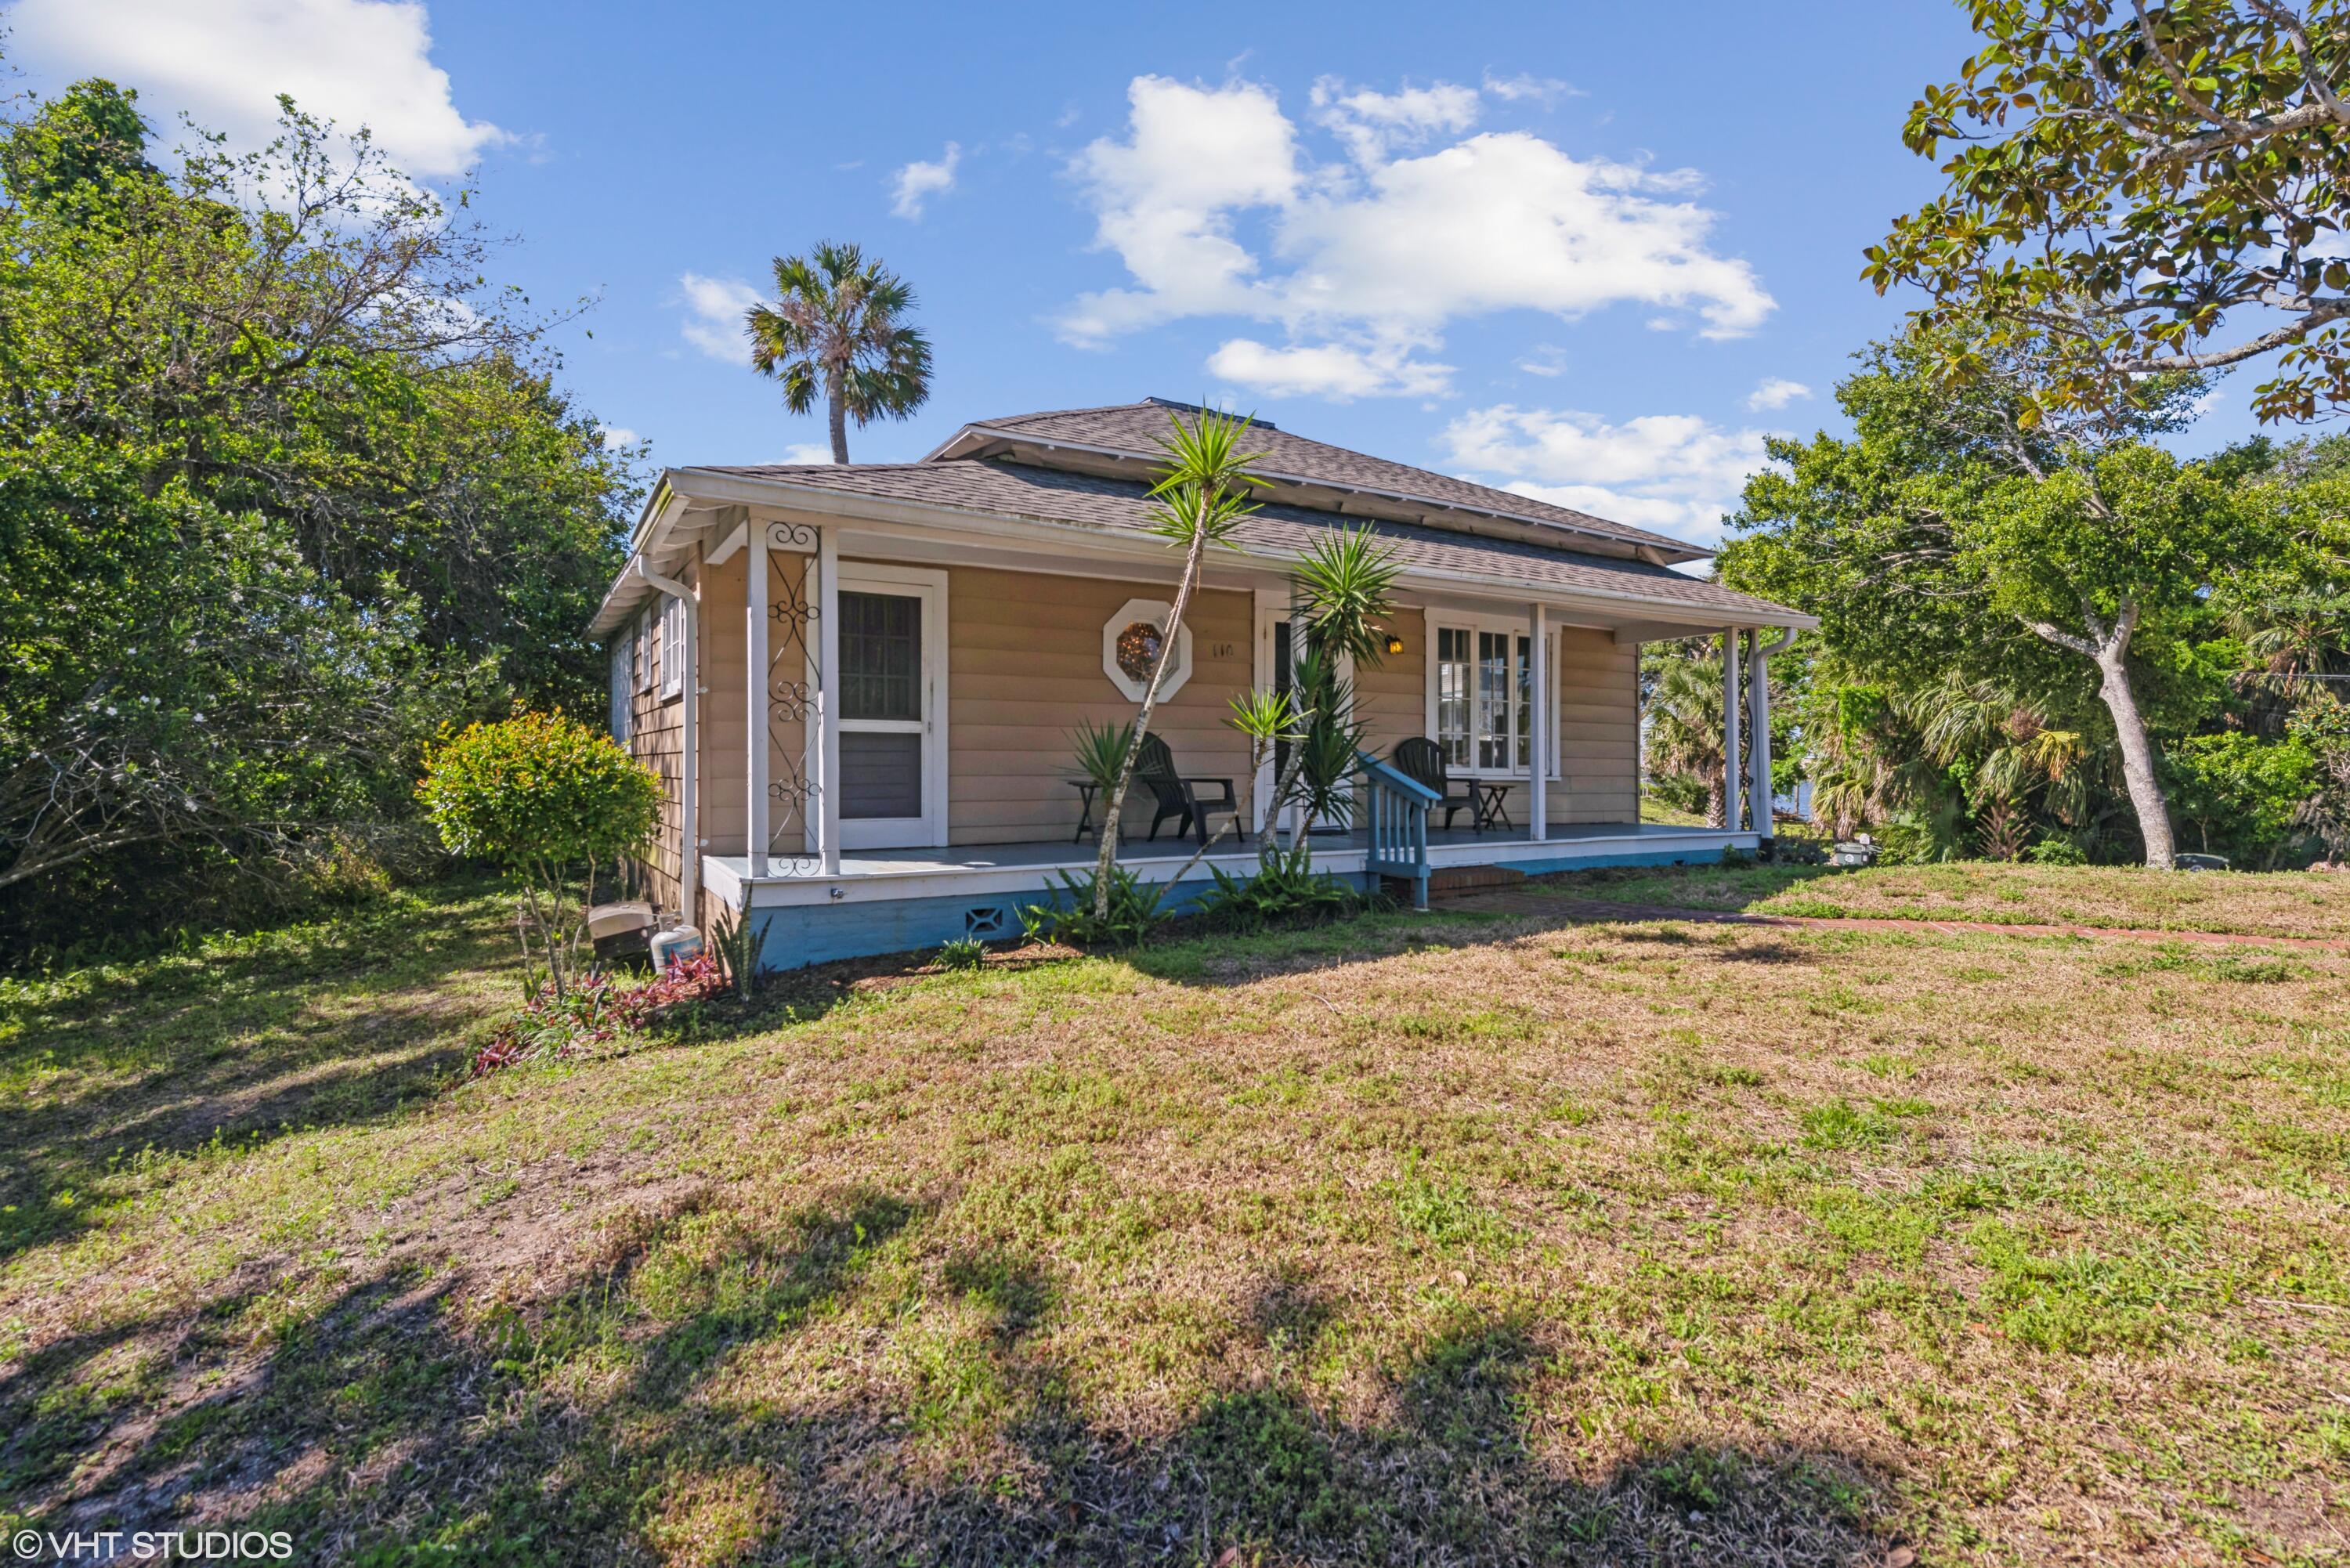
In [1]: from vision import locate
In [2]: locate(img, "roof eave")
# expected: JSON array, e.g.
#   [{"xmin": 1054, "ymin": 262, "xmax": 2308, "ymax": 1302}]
[{"xmin": 605, "ymin": 466, "xmax": 1810, "ymax": 632}]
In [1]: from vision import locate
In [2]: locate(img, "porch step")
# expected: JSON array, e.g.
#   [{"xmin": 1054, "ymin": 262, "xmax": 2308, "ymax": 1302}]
[{"xmin": 1390, "ymin": 864, "xmax": 1527, "ymax": 904}]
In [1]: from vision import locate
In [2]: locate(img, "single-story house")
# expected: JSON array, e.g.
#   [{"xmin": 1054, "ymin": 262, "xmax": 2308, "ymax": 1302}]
[{"xmin": 586, "ymin": 398, "xmax": 1814, "ymax": 968}]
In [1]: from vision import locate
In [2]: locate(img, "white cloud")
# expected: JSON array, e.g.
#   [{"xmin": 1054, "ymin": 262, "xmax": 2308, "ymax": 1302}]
[
  {"xmin": 602, "ymin": 427, "xmax": 640, "ymax": 450},
  {"xmin": 1058, "ymin": 74, "xmax": 1773, "ymax": 401},
  {"xmin": 1208, "ymin": 338, "xmax": 1454, "ymax": 400},
  {"xmin": 1745, "ymin": 377, "xmax": 1812, "ymax": 410},
  {"xmin": 676, "ymin": 273, "xmax": 760, "ymax": 363},
  {"xmin": 1482, "ymin": 70, "xmax": 1580, "ymax": 105},
  {"xmin": 890, "ymin": 142, "xmax": 961, "ymax": 220},
  {"xmin": 779, "ymin": 443, "xmax": 834, "ymax": 464},
  {"xmin": 1441, "ymin": 403, "xmax": 1783, "ymax": 548},
  {"xmin": 1311, "ymin": 76, "xmax": 1480, "ymax": 166},
  {"xmin": 8, "ymin": 0, "xmax": 505, "ymax": 177}
]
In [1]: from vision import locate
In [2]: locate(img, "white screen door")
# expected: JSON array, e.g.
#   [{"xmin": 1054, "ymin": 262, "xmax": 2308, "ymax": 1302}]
[{"xmin": 828, "ymin": 565, "xmax": 946, "ymax": 850}]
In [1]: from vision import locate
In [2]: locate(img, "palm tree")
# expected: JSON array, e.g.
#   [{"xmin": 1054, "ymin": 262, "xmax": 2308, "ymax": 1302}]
[
  {"xmin": 1644, "ymin": 650, "xmax": 1730, "ymax": 827},
  {"xmin": 745, "ymin": 240, "xmax": 932, "ymax": 463}
]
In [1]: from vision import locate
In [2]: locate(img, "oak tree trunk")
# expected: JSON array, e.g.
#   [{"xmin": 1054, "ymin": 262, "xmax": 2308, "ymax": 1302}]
[{"xmin": 2094, "ymin": 643, "xmax": 2176, "ymax": 870}]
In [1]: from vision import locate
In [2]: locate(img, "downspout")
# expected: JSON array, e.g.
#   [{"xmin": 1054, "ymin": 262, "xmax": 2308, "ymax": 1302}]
[
  {"xmin": 1749, "ymin": 627, "xmax": 1799, "ymax": 854},
  {"xmin": 636, "ymin": 559, "xmax": 700, "ymax": 924}
]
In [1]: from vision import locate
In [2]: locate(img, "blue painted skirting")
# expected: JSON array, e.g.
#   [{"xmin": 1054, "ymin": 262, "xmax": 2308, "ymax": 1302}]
[
  {"xmin": 751, "ymin": 875, "xmax": 1227, "ymax": 971},
  {"xmin": 1492, "ymin": 846, "xmax": 1725, "ymax": 875},
  {"xmin": 745, "ymin": 840, "xmax": 1731, "ymax": 971}
]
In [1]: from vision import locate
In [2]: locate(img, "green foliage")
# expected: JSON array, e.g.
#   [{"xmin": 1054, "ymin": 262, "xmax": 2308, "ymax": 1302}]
[
  {"xmin": 2027, "ymin": 835, "xmax": 2088, "ymax": 866},
  {"xmin": 2164, "ymin": 732, "xmax": 2319, "ymax": 866},
  {"xmin": 934, "ymin": 937, "xmax": 988, "ymax": 970},
  {"xmin": 747, "ymin": 240, "xmax": 932, "ymax": 461},
  {"xmin": 710, "ymin": 906, "xmax": 765, "ymax": 1000},
  {"xmin": 1066, "ymin": 718, "xmax": 1137, "ymax": 798},
  {"xmin": 1197, "ymin": 840, "xmax": 1360, "ymax": 932},
  {"xmin": 418, "ymin": 713, "xmax": 661, "ymax": 872},
  {"xmin": 1868, "ymin": 2, "xmax": 2350, "ymax": 425},
  {"xmin": 1021, "ymin": 865, "xmax": 1170, "ymax": 948},
  {"xmin": 418, "ymin": 712, "xmax": 660, "ymax": 997},
  {"xmin": 0, "ymin": 81, "xmax": 633, "ymax": 953}
]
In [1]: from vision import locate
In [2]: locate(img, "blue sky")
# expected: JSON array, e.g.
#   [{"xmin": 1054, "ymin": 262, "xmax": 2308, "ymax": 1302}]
[{"xmin": 5, "ymin": 0, "xmax": 2269, "ymax": 547}]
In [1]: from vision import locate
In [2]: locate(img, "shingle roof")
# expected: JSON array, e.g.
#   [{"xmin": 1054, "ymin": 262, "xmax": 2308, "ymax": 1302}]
[
  {"xmin": 937, "ymin": 398, "xmax": 1701, "ymax": 558},
  {"xmin": 695, "ymin": 456, "xmax": 1794, "ymax": 621}
]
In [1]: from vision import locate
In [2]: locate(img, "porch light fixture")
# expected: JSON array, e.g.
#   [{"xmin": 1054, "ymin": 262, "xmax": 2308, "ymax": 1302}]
[{"xmin": 1385, "ymin": 634, "xmax": 1406, "ymax": 656}]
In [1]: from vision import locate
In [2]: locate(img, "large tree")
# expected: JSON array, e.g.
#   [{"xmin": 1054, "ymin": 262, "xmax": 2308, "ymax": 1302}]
[
  {"xmin": 1721, "ymin": 330, "xmax": 2256, "ymax": 867},
  {"xmin": 745, "ymin": 241, "xmax": 932, "ymax": 464},
  {"xmin": 1871, "ymin": 1, "xmax": 2350, "ymax": 422},
  {"xmin": 0, "ymin": 79, "xmax": 634, "ymax": 941}
]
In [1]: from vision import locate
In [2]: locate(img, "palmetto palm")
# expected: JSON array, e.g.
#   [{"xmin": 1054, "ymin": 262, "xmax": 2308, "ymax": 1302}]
[{"xmin": 745, "ymin": 240, "xmax": 932, "ymax": 464}]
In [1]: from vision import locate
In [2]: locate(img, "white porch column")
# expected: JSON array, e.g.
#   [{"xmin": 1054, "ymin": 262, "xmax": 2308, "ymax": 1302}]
[
  {"xmin": 815, "ymin": 526, "xmax": 843, "ymax": 876},
  {"xmin": 1745, "ymin": 629, "xmax": 1772, "ymax": 843},
  {"xmin": 1528, "ymin": 603, "xmax": 1548, "ymax": 842},
  {"xmin": 747, "ymin": 526, "xmax": 770, "ymax": 878},
  {"xmin": 1721, "ymin": 629, "xmax": 1743, "ymax": 833}
]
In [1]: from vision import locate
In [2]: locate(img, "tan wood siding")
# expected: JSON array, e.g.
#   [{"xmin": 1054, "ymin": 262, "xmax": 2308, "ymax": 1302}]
[
  {"xmin": 946, "ymin": 566, "xmax": 1252, "ymax": 844},
  {"xmin": 677, "ymin": 551, "xmax": 1650, "ymax": 862}
]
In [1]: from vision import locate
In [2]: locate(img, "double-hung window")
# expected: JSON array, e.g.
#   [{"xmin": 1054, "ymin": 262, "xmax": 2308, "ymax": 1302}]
[
  {"xmin": 659, "ymin": 594, "xmax": 685, "ymax": 700},
  {"xmin": 1430, "ymin": 616, "xmax": 1557, "ymax": 778},
  {"xmin": 634, "ymin": 612, "xmax": 654, "ymax": 694}
]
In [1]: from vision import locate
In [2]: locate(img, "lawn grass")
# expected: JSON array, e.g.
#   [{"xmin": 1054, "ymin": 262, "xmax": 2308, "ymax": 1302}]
[
  {"xmin": 1545, "ymin": 857, "xmax": 2350, "ymax": 941},
  {"xmin": 3, "ymin": 866, "xmax": 2347, "ymax": 1564}
]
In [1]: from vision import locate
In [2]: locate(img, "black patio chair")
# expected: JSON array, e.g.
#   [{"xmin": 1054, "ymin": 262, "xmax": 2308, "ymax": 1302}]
[
  {"xmin": 1135, "ymin": 732, "xmax": 1242, "ymax": 846},
  {"xmin": 1391, "ymin": 736, "xmax": 1481, "ymax": 833}
]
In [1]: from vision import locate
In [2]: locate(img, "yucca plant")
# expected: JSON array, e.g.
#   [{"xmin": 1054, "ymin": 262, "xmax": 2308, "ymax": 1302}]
[{"xmin": 1089, "ymin": 406, "xmax": 1267, "ymax": 919}]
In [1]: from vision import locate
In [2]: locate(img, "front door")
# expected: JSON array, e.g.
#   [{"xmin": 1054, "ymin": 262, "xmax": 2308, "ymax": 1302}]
[
  {"xmin": 832, "ymin": 566, "xmax": 947, "ymax": 850},
  {"xmin": 1253, "ymin": 603, "xmax": 1354, "ymax": 835}
]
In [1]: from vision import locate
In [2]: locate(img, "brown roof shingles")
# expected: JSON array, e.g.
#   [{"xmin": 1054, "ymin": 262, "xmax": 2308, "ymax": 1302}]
[
  {"xmin": 953, "ymin": 399, "xmax": 1700, "ymax": 557},
  {"xmin": 697, "ymin": 456, "xmax": 1794, "ymax": 621}
]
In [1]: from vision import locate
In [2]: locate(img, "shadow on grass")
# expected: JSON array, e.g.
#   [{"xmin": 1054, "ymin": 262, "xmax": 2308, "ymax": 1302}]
[
  {"xmin": 13, "ymin": 1187, "xmax": 1905, "ymax": 1567},
  {"xmin": 0, "ymin": 879, "xmax": 515, "ymax": 1264}
]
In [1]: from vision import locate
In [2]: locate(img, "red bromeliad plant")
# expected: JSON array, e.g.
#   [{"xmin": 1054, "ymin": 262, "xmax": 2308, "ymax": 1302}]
[{"xmin": 468, "ymin": 953, "xmax": 726, "ymax": 1078}]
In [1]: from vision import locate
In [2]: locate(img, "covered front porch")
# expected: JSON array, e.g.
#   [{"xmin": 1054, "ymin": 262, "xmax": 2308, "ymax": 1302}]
[{"xmin": 705, "ymin": 820, "xmax": 1750, "ymax": 968}]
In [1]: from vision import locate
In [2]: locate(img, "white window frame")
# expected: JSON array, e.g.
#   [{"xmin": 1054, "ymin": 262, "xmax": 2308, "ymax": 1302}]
[
  {"xmin": 634, "ymin": 610, "xmax": 654, "ymax": 694},
  {"xmin": 659, "ymin": 594, "xmax": 685, "ymax": 701},
  {"xmin": 609, "ymin": 641, "xmax": 631, "ymax": 741},
  {"xmin": 1423, "ymin": 612, "xmax": 1560, "ymax": 781}
]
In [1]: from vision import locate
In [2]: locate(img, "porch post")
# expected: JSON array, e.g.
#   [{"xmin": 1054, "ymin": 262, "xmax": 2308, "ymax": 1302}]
[
  {"xmin": 747, "ymin": 526, "xmax": 770, "ymax": 878},
  {"xmin": 1721, "ymin": 629, "xmax": 1743, "ymax": 833},
  {"xmin": 1528, "ymin": 603, "xmax": 1548, "ymax": 842},
  {"xmin": 815, "ymin": 526, "xmax": 843, "ymax": 876},
  {"xmin": 1745, "ymin": 629, "xmax": 1773, "ymax": 847}
]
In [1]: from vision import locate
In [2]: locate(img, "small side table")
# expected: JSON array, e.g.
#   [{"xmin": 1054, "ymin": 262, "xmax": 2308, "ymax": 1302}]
[
  {"xmin": 1068, "ymin": 778, "xmax": 1102, "ymax": 842},
  {"xmin": 1473, "ymin": 782, "xmax": 1515, "ymax": 833}
]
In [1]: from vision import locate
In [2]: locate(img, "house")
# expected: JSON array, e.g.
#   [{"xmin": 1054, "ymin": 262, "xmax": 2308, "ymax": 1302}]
[{"xmin": 586, "ymin": 398, "xmax": 1815, "ymax": 968}]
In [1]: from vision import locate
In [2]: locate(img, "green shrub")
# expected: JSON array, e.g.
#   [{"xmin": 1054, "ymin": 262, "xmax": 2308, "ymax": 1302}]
[
  {"xmin": 1197, "ymin": 840, "xmax": 1359, "ymax": 931},
  {"xmin": 418, "ymin": 710, "xmax": 661, "ymax": 998},
  {"xmin": 935, "ymin": 936, "xmax": 989, "ymax": 970},
  {"xmin": 1021, "ymin": 865, "xmax": 1169, "ymax": 948},
  {"xmin": 2027, "ymin": 834, "xmax": 2088, "ymax": 865}
]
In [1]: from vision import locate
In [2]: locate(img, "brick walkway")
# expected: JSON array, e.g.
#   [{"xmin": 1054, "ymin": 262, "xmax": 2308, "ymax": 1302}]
[{"xmin": 1445, "ymin": 891, "xmax": 2349, "ymax": 952}]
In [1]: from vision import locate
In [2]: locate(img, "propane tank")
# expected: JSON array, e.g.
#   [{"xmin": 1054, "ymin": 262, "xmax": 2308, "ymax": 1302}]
[{"xmin": 649, "ymin": 923, "xmax": 704, "ymax": 969}]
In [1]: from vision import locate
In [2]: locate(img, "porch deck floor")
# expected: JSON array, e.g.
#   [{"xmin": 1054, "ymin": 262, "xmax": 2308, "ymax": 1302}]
[{"xmin": 710, "ymin": 822, "xmax": 1731, "ymax": 883}]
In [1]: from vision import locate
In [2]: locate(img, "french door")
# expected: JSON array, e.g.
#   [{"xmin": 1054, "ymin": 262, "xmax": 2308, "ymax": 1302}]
[{"xmin": 828, "ymin": 565, "xmax": 947, "ymax": 850}]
